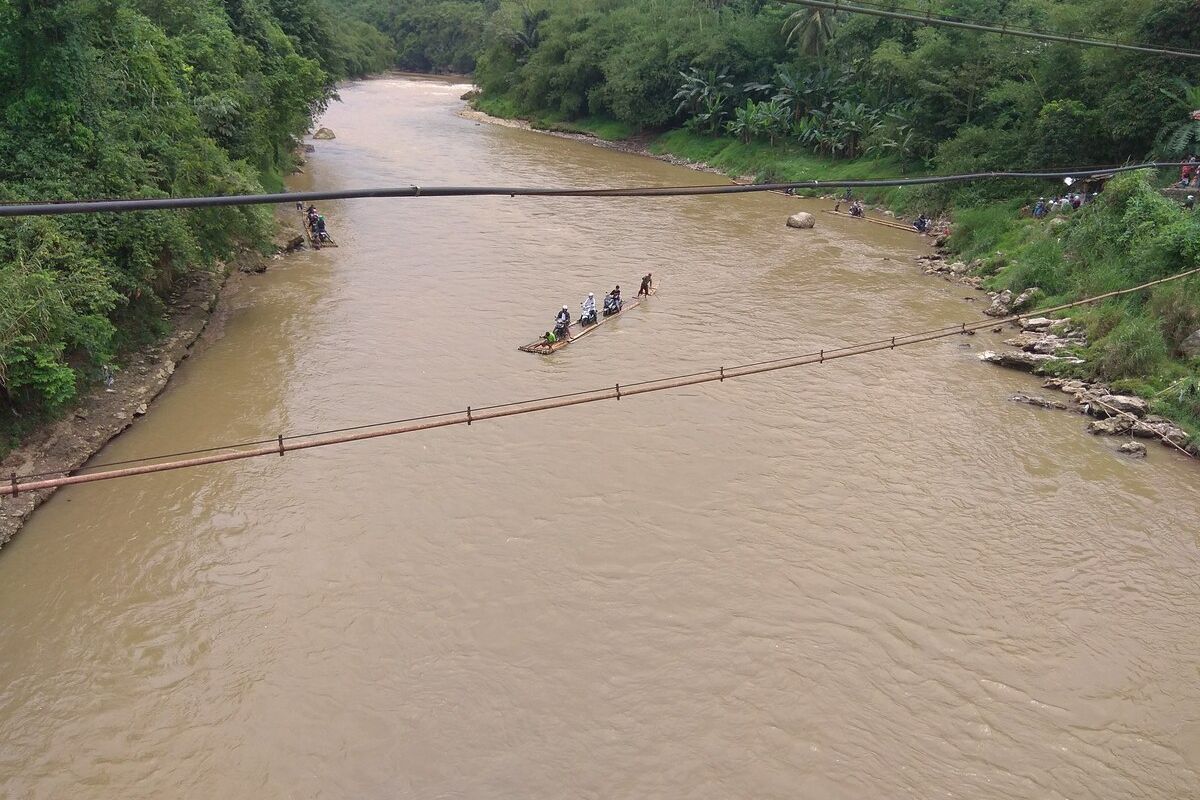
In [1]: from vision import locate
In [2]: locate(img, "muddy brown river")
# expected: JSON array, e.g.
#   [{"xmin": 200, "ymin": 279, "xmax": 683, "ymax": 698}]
[{"xmin": 1, "ymin": 75, "xmax": 1199, "ymax": 798}]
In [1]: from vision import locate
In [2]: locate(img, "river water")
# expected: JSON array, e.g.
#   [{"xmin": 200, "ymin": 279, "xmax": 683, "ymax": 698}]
[{"xmin": 1, "ymin": 75, "xmax": 1199, "ymax": 799}]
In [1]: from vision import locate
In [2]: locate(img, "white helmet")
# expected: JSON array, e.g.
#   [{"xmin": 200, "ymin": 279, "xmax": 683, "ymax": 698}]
[
  {"xmin": 562, "ymin": 305, "xmax": 568, "ymax": 310},
  {"xmin": 588, "ymin": 292, "xmax": 594, "ymax": 297}
]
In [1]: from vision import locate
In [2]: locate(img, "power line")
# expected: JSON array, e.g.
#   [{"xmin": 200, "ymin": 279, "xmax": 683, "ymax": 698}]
[
  {"xmin": 777, "ymin": 0, "xmax": 1200, "ymax": 60},
  {"xmin": 4, "ymin": 267, "xmax": 1197, "ymax": 498},
  {"xmin": 0, "ymin": 162, "xmax": 1184, "ymax": 217}
]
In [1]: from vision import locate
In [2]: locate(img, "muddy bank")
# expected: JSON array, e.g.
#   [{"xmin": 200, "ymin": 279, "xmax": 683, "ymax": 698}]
[
  {"xmin": 459, "ymin": 106, "xmax": 744, "ymax": 180},
  {"xmin": 0, "ymin": 209, "xmax": 305, "ymax": 549}
]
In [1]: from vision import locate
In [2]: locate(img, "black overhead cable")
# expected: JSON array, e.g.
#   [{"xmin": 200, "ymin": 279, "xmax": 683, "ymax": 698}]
[
  {"xmin": 0, "ymin": 162, "xmax": 1184, "ymax": 217},
  {"xmin": 776, "ymin": 0, "xmax": 1200, "ymax": 60}
]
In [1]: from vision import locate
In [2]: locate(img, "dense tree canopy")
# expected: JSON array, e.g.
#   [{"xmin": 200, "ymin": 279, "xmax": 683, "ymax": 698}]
[
  {"xmin": 0, "ymin": 0, "xmax": 391, "ymax": 434},
  {"xmin": 461, "ymin": 0, "xmax": 1200, "ymax": 172},
  {"xmin": 329, "ymin": 0, "xmax": 494, "ymax": 73},
  {"xmin": 5, "ymin": 0, "xmax": 1199, "ymax": 441}
]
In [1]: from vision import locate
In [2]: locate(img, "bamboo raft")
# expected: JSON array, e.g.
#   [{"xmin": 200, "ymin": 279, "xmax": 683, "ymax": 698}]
[
  {"xmin": 823, "ymin": 209, "xmax": 924, "ymax": 233},
  {"xmin": 519, "ymin": 285, "xmax": 657, "ymax": 354},
  {"xmin": 300, "ymin": 211, "xmax": 339, "ymax": 248}
]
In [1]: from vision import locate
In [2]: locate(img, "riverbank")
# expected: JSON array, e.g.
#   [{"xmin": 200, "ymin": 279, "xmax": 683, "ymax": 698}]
[
  {"xmin": 463, "ymin": 100, "xmax": 925, "ymax": 207},
  {"xmin": 458, "ymin": 105, "xmax": 745, "ymax": 181},
  {"xmin": 0, "ymin": 207, "xmax": 307, "ymax": 549}
]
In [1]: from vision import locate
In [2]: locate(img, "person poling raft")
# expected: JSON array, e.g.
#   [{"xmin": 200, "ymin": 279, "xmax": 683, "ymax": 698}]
[{"xmin": 519, "ymin": 276, "xmax": 657, "ymax": 354}]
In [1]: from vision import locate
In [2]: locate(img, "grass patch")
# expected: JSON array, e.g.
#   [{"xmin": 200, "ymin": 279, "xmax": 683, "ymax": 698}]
[
  {"xmin": 947, "ymin": 202, "xmax": 1028, "ymax": 263},
  {"xmin": 536, "ymin": 115, "xmax": 636, "ymax": 141},
  {"xmin": 472, "ymin": 94, "xmax": 523, "ymax": 120},
  {"xmin": 650, "ymin": 129, "xmax": 925, "ymax": 211}
]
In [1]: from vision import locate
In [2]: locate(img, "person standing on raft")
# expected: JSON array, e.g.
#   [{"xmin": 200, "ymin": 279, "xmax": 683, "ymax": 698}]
[{"xmin": 637, "ymin": 274, "xmax": 653, "ymax": 297}]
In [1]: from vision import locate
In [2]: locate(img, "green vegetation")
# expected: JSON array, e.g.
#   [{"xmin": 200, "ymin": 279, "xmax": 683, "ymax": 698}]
[
  {"xmin": 0, "ymin": 0, "xmax": 392, "ymax": 452},
  {"xmin": 468, "ymin": 0, "xmax": 1200, "ymax": 169},
  {"xmin": 651, "ymin": 130, "xmax": 917, "ymax": 208},
  {"xmin": 953, "ymin": 172, "xmax": 1200, "ymax": 438},
  {"xmin": 6, "ymin": 0, "xmax": 1199, "ymax": 451},
  {"xmin": 330, "ymin": 0, "xmax": 492, "ymax": 73}
]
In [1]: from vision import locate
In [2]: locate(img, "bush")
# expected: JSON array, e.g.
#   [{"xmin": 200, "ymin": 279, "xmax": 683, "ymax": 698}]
[
  {"xmin": 947, "ymin": 203, "xmax": 1025, "ymax": 260},
  {"xmin": 3, "ymin": 343, "xmax": 78, "ymax": 411},
  {"xmin": 996, "ymin": 237, "xmax": 1068, "ymax": 296},
  {"xmin": 1091, "ymin": 315, "xmax": 1170, "ymax": 381},
  {"xmin": 1148, "ymin": 278, "xmax": 1200, "ymax": 354}
]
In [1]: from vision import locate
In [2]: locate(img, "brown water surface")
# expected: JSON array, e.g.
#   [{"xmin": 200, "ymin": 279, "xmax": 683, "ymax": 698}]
[{"xmin": 1, "ymin": 75, "xmax": 1199, "ymax": 799}]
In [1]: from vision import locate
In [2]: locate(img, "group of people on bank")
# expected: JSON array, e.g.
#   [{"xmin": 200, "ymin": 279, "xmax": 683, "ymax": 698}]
[
  {"xmin": 545, "ymin": 273, "xmax": 653, "ymax": 344},
  {"xmin": 1031, "ymin": 193, "xmax": 1097, "ymax": 219},
  {"xmin": 1179, "ymin": 155, "xmax": 1200, "ymax": 189}
]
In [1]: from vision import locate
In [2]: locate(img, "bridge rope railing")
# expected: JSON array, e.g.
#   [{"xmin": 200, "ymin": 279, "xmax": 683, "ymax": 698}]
[{"xmin": 4, "ymin": 267, "xmax": 1197, "ymax": 498}]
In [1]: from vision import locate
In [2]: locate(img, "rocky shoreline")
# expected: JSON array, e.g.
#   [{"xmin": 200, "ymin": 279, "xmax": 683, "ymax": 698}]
[
  {"xmin": 919, "ymin": 253, "xmax": 1197, "ymax": 461},
  {"xmin": 0, "ymin": 207, "xmax": 307, "ymax": 549}
]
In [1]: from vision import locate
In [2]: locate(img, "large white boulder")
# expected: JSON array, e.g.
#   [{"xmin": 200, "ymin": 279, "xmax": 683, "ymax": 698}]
[
  {"xmin": 786, "ymin": 212, "xmax": 816, "ymax": 229},
  {"xmin": 1094, "ymin": 395, "xmax": 1150, "ymax": 418}
]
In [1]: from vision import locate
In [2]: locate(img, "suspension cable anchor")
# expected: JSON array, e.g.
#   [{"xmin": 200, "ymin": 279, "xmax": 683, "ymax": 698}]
[
  {"xmin": 615, "ymin": 383, "xmax": 622, "ymax": 400},
  {"xmin": 719, "ymin": 366, "xmax": 725, "ymax": 382},
  {"xmin": 819, "ymin": 350, "xmax": 824, "ymax": 364},
  {"xmin": 278, "ymin": 434, "xmax": 285, "ymax": 456},
  {"xmin": 467, "ymin": 406, "xmax": 473, "ymax": 425}
]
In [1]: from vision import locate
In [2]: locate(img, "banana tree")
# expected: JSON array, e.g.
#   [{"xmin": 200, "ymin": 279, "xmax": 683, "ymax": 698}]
[
  {"xmin": 755, "ymin": 98, "xmax": 791, "ymax": 145},
  {"xmin": 674, "ymin": 66, "xmax": 734, "ymax": 121},
  {"xmin": 692, "ymin": 91, "xmax": 731, "ymax": 135},
  {"xmin": 726, "ymin": 100, "xmax": 756, "ymax": 143},
  {"xmin": 791, "ymin": 113, "xmax": 823, "ymax": 149},
  {"xmin": 773, "ymin": 65, "xmax": 805, "ymax": 123},
  {"xmin": 828, "ymin": 100, "xmax": 880, "ymax": 159}
]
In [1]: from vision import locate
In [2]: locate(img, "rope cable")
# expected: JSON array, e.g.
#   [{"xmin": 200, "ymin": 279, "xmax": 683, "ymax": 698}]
[
  {"xmin": 0, "ymin": 162, "xmax": 1185, "ymax": 217},
  {"xmin": 775, "ymin": 0, "xmax": 1200, "ymax": 59}
]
